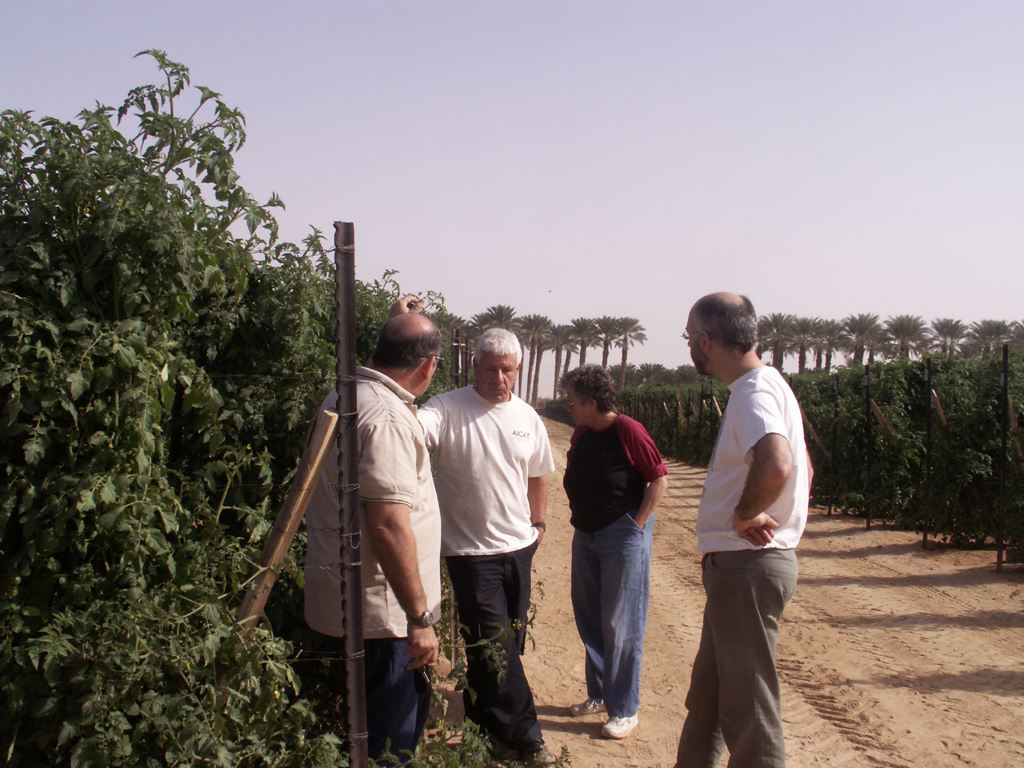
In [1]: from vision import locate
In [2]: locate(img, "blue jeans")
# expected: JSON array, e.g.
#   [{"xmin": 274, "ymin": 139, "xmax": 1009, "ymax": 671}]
[
  {"xmin": 571, "ymin": 511, "xmax": 654, "ymax": 718},
  {"xmin": 324, "ymin": 635, "xmax": 431, "ymax": 765}
]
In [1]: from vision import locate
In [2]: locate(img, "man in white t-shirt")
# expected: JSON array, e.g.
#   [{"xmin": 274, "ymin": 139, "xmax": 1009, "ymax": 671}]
[
  {"xmin": 418, "ymin": 327, "xmax": 557, "ymax": 767},
  {"xmin": 675, "ymin": 293, "xmax": 813, "ymax": 768}
]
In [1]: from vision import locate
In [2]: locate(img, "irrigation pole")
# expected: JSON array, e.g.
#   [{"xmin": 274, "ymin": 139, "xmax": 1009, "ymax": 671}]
[
  {"xmin": 864, "ymin": 364, "xmax": 873, "ymax": 530},
  {"xmin": 997, "ymin": 345, "xmax": 1009, "ymax": 573},
  {"xmin": 923, "ymin": 358, "xmax": 933, "ymax": 550},
  {"xmin": 334, "ymin": 222, "xmax": 367, "ymax": 767},
  {"xmin": 828, "ymin": 376, "xmax": 839, "ymax": 516}
]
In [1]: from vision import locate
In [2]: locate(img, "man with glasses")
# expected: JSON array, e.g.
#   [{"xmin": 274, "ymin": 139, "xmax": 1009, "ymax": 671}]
[
  {"xmin": 305, "ymin": 311, "xmax": 444, "ymax": 765},
  {"xmin": 675, "ymin": 293, "xmax": 812, "ymax": 768}
]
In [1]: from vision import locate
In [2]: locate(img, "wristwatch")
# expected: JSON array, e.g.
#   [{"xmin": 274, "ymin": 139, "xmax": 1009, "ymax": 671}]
[{"xmin": 407, "ymin": 610, "xmax": 435, "ymax": 628}]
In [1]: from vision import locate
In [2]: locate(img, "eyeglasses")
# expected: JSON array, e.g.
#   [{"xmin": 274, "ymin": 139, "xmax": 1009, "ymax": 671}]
[
  {"xmin": 566, "ymin": 399, "xmax": 581, "ymax": 409},
  {"xmin": 431, "ymin": 355, "xmax": 444, "ymax": 364}
]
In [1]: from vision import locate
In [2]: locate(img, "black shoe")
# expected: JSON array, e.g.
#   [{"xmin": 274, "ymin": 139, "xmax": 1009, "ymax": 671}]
[
  {"xmin": 521, "ymin": 741, "xmax": 556, "ymax": 767},
  {"xmin": 493, "ymin": 740, "xmax": 556, "ymax": 767}
]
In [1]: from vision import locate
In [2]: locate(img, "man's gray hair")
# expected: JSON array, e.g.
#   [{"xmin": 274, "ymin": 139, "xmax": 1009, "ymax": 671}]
[
  {"xmin": 692, "ymin": 294, "xmax": 758, "ymax": 354},
  {"xmin": 473, "ymin": 328, "xmax": 522, "ymax": 365}
]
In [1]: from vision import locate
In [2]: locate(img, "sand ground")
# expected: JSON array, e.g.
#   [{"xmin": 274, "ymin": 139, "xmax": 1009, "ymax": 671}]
[{"xmin": 439, "ymin": 416, "xmax": 1024, "ymax": 767}]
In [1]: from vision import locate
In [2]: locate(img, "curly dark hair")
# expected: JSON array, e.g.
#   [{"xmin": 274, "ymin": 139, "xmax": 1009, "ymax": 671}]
[{"xmin": 560, "ymin": 364, "xmax": 616, "ymax": 413}]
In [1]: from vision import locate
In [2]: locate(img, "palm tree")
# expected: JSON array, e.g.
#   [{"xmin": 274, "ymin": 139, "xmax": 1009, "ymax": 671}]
[
  {"xmin": 929, "ymin": 318, "xmax": 967, "ymax": 359},
  {"xmin": 758, "ymin": 313, "xmax": 795, "ymax": 371},
  {"xmin": 547, "ymin": 324, "xmax": 575, "ymax": 399},
  {"xmin": 636, "ymin": 362, "xmax": 667, "ymax": 388},
  {"xmin": 790, "ymin": 317, "xmax": 820, "ymax": 374},
  {"xmin": 608, "ymin": 364, "xmax": 638, "ymax": 388},
  {"xmin": 518, "ymin": 314, "xmax": 552, "ymax": 403},
  {"xmin": 843, "ymin": 313, "xmax": 882, "ymax": 365},
  {"xmin": 569, "ymin": 317, "xmax": 600, "ymax": 367},
  {"xmin": 814, "ymin": 319, "xmax": 849, "ymax": 372},
  {"xmin": 615, "ymin": 318, "xmax": 647, "ymax": 390},
  {"xmin": 595, "ymin": 316, "xmax": 622, "ymax": 368},
  {"xmin": 963, "ymin": 319, "xmax": 1013, "ymax": 360},
  {"xmin": 673, "ymin": 365, "xmax": 699, "ymax": 384},
  {"xmin": 884, "ymin": 315, "xmax": 929, "ymax": 359},
  {"xmin": 530, "ymin": 335, "xmax": 551, "ymax": 406},
  {"xmin": 471, "ymin": 304, "xmax": 519, "ymax": 333},
  {"xmin": 1011, "ymin": 321, "xmax": 1024, "ymax": 353}
]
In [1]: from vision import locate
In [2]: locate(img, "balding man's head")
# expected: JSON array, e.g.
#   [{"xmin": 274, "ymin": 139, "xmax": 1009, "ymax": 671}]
[
  {"xmin": 370, "ymin": 313, "xmax": 443, "ymax": 372},
  {"xmin": 690, "ymin": 293, "xmax": 758, "ymax": 354}
]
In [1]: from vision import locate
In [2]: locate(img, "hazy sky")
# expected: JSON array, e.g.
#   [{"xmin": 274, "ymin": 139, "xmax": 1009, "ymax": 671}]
[{"xmin": 3, "ymin": 1, "xmax": 1022, "ymax": 374}]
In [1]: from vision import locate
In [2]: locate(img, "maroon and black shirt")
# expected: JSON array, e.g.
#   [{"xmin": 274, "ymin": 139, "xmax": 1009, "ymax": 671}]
[{"xmin": 563, "ymin": 414, "xmax": 667, "ymax": 534}]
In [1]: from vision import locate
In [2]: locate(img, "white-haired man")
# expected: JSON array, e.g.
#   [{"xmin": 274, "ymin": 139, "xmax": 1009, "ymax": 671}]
[{"xmin": 419, "ymin": 327, "xmax": 556, "ymax": 767}]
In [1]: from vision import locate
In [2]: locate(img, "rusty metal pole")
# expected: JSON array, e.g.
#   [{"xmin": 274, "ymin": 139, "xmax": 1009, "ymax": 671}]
[
  {"xmin": 923, "ymin": 359, "xmax": 933, "ymax": 549},
  {"xmin": 864, "ymin": 364, "xmax": 872, "ymax": 530},
  {"xmin": 828, "ymin": 376, "xmax": 839, "ymax": 516},
  {"xmin": 334, "ymin": 222, "xmax": 367, "ymax": 767},
  {"xmin": 997, "ymin": 345, "xmax": 1009, "ymax": 573}
]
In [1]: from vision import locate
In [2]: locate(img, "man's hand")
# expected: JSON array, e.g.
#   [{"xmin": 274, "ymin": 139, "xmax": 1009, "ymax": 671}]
[
  {"xmin": 389, "ymin": 294, "xmax": 425, "ymax": 318},
  {"xmin": 406, "ymin": 625, "xmax": 439, "ymax": 669},
  {"xmin": 733, "ymin": 512, "xmax": 780, "ymax": 547}
]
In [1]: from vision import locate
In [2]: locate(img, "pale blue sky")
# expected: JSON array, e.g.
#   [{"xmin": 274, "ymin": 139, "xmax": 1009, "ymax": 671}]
[{"xmin": 3, "ymin": 1, "xmax": 1022, "ymax": 373}]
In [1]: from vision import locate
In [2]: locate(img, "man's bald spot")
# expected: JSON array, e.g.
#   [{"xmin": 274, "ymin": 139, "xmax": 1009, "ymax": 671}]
[
  {"xmin": 371, "ymin": 312, "xmax": 443, "ymax": 372},
  {"xmin": 385, "ymin": 312, "xmax": 439, "ymax": 341}
]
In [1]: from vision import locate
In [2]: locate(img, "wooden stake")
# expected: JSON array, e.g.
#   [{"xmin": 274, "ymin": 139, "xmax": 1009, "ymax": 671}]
[{"xmin": 236, "ymin": 408, "xmax": 340, "ymax": 635}]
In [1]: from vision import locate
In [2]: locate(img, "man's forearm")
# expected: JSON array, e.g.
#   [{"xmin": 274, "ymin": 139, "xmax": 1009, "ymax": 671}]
[{"xmin": 527, "ymin": 475, "xmax": 548, "ymax": 524}]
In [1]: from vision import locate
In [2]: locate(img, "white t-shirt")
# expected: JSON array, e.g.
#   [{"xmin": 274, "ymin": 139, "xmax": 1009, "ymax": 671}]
[
  {"xmin": 696, "ymin": 366, "xmax": 809, "ymax": 553},
  {"xmin": 419, "ymin": 386, "xmax": 556, "ymax": 556}
]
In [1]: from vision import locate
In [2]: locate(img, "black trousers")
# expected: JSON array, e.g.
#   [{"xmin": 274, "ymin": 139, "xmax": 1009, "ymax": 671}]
[{"xmin": 446, "ymin": 542, "xmax": 543, "ymax": 750}]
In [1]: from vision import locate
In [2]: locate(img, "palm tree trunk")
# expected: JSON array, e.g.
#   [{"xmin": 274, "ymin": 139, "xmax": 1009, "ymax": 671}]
[
  {"xmin": 532, "ymin": 347, "xmax": 544, "ymax": 406},
  {"xmin": 525, "ymin": 338, "xmax": 537, "ymax": 403},
  {"xmin": 552, "ymin": 347, "xmax": 563, "ymax": 399}
]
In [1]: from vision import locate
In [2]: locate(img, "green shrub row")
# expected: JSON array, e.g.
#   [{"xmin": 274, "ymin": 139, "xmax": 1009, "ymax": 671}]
[{"xmin": 546, "ymin": 357, "xmax": 1024, "ymax": 548}]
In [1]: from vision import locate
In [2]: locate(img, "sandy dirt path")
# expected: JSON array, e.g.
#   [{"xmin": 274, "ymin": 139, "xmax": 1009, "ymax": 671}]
[{"xmin": 450, "ymin": 417, "xmax": 1024, "ymax": 767}]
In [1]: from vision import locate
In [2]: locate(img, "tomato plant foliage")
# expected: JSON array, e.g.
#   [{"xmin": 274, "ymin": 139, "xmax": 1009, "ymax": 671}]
[{"xmin": 0, "ymin": 51, "xmax": 418, "ymax": 765}]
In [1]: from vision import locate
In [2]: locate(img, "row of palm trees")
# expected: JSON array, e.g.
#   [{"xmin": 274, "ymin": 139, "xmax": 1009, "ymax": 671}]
[
  {"xmin": 758, "ymin": 314, "xmax": 1024, "ymax": 373},
  {"xmin": 434, "ymin": 307, "xmax": 648, "ymax": 404}
]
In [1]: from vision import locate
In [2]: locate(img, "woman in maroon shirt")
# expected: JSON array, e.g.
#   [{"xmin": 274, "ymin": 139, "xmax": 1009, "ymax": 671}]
[{"xmin": 561, "ymin": 365, "xmax": 668, "ymax": 740}]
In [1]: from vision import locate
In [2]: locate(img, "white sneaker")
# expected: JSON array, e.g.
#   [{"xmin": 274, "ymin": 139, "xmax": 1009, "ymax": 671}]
[
  {"xmin": 569, "ymin": 698, "xmax": 606, "ymax": 717},
  {"xmin": 601, "ymin": 714, "xmax": 639, "ymax": 739}
]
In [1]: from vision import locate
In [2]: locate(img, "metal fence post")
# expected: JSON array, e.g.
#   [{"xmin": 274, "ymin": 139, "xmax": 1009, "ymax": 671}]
[
  {"xmin": 334, "ymin": 222, "xmax": 367, "ymax": 767},
  {"xmin": 864, "ymin": 364, "xmax": 872, "ymax": 530},
  {"xmin": 997, "ymin": 345, "xmax": 1008, "ymax": 572}
]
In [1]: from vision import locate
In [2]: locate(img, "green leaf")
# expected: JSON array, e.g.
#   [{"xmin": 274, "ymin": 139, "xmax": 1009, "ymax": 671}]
[
  {"xmin": 68, "ymin": 372, "xmax": 88, "ymax": 399},
  {"xmin": 23, "ymin": 433, "xmax": 47, "ymax": 465},
  {"xmin": 77, "ymin": 489, "xmax": 96, "ymax": 512},
  {"xmin": 99, "ymin": 478, "xmax": 117, "ymax": 505}
]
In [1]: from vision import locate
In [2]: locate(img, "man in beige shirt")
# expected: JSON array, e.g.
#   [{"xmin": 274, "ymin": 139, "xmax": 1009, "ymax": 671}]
[{"xmin": 305, "ymin": 312, "xmax": 444, "ymax": 765}]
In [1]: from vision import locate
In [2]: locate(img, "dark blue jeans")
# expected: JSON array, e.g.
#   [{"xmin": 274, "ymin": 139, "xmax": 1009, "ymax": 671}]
[
  {"xmin": 571, "ymin": 511, "xmax": 654, "ymax": 718},
  {"xmin": 446, "ymin": 542, "xmax": 543, "ymax": 751},
  {"xmin": 324, "ymin": 635, "xmax": 431, "ymax": 765}
]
